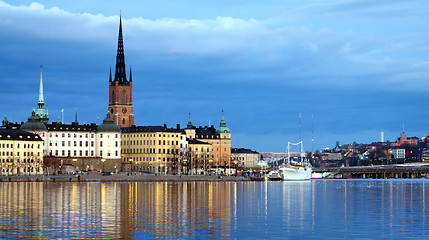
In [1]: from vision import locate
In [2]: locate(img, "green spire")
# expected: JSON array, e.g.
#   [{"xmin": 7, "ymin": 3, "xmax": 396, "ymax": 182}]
[
  {"xmin": 187, "ymin": 113, "xmax": 193, "ymax": 128},
  {"xmin": 216, "ymin": 110, "xmax": 230, "ymax": 134},
  {"xmin": 35, "ymin": 65, "xmax": 49, "ymax": 124}
]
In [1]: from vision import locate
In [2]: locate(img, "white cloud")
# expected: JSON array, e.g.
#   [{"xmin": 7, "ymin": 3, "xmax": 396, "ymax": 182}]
[{"xmin": 1, "ymin": 0, "xmax": 429, "ymax": 92}]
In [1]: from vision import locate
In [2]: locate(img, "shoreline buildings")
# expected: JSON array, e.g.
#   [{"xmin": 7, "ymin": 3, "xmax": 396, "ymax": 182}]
[{"xmin": 0, "ymin": 15, "xmax": 266, "ymax": 175}]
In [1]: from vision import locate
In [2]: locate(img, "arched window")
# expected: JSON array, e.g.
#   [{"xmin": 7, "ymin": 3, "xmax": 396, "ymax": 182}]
[
  {"xmin": 123, "ymin": 118, "xmax": 125, "ymax": 124},
  {"xmin": 121, "ymin": 90, "xmax": 127, "ymax": 104},
  {"xmin": 112, "ymin": 90, "xmax": 115, "ymax": 104}
]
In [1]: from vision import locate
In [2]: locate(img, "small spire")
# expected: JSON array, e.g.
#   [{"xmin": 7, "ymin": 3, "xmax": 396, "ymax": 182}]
[
  {"xmin": 2, "ymin": 115, "xmax": 9, "ymax": 126},
  {"xmin": 220, "ymin": 110, "xmax": 227, "ymax": 127},
  {"xmin": 38, "ymin": 65, "xmax": 44, "ymax": 104},
  {"xmin": 130, "ymin": 66, "xmax": 132, "ymax": 82},
  {"xmin": 72, "ymin": 106, "xmax": 78, "ymax": 125},
  {"xmin": 109, "ymin": 66, "xmax": 112, "ymax": 82},
  {"xmin": 187, "ymin": 113, "xmax": 193, "ymax": 128}
]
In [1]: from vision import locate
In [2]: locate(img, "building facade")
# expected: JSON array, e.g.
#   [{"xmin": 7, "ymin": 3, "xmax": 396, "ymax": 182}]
[
  {"xmin": 108, "ymin": 15, "xmax": 134, "ymax": 128},
  {"xmin": 187, "ymin": 139, "xmax": 212, "ymax": 174},
  {"xmin": 20, "ymin": 112, "xmax": 121, "ymax": 173},
  {"xmin": 393, "ymin": 133, "xmax": 418, "ymax": 146},
  {"xmin": 185, "ymin": 113, "xmax": 232, "ymax": 167},
  {"xmin": 0, "ymin": 127, "xmax": 44, "ymax": 176},
  {"xmin": 231, "ymin": 148, "xmax": 259, "ymax": 169},
  {"xmin": 121, "ymin": 125, "xmax": 183, "ymax": 173},
  {"xmin": 391, "ymin": 148, "xmax": 406, "ymax": 159}
]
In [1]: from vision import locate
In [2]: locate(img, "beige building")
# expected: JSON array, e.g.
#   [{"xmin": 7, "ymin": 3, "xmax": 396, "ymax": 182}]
[
  {"xmin": 231, "ymin": 148, "xmax": 259, "ymax": 169},
  {"xmin": 187, "ymin": 139, "xmax": 212, "ymax": 174},
  {"xmin": 121, "ymin": 125, "xmax": 182, "ymax": 174},
  {"xmin": 0, "ymin": 127, "xmax": 44, "ymax": 176}
]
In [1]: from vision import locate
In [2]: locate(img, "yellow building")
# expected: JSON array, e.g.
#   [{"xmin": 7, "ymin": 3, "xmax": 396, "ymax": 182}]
[
  {"xmin": 121, "ymin": 125, "xmax": 182, "ymax": 174},
  {"xmin": 0, "ymin": 127, "xmax": 44, "ymax": 176},
  {"xmin": 187, "ymin": 139, "xmax": 212, "ymax": 174}
]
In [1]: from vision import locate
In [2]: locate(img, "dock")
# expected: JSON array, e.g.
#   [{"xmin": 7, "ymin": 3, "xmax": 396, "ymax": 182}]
[{"xmin": 314, "ymin": 163, "xmax": 429, "ymax": 179}]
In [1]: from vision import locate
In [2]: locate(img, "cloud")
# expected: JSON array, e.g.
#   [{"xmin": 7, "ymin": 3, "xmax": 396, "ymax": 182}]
[{"xmin": 2, "ymin": 1, "xmax": 429, "ymax": 151}]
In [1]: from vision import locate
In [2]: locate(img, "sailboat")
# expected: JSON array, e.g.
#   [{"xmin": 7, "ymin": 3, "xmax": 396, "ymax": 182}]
[{"xmin": 278, "ymin": 141, "xmax": 312, "ymax": 180}]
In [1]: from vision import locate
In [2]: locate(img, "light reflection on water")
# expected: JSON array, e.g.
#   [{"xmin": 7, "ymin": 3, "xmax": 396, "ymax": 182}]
[{"xmin": 0, "ymin": 180, "xmax": 427, "ymax": 239}]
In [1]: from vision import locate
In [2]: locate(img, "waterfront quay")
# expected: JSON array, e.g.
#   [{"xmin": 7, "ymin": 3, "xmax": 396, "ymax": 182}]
[
  {"xmin": 0, "ymin": 172, "xmax": 249, "ymax": 183},
  {"xmin": 315, "ymin": 163, "xmax": 429, "ymax": 179}
]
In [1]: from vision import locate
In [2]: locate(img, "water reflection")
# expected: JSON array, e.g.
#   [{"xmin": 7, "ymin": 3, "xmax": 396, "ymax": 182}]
[{"xmin": 0, "ymin": 180, "xmax": 427, "ymax": 239}]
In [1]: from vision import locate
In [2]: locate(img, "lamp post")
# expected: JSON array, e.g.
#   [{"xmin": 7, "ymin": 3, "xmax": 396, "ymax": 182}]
[{"xmin": 101, "ymin": 158, "xmax": 105, "ymax": 173}]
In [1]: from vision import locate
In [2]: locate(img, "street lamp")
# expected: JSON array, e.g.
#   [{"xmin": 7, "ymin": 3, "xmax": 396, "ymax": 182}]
[{"xmin": 101, "ymin": 158, "xmax": 106, "ymax": 173}]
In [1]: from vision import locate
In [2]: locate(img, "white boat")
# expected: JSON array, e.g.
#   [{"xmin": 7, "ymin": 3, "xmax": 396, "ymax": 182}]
[
  {"xmin": 279, "ymin": 141, "xmax": 312, "ymax": 181},
  {"xmin": 267, "ymin": 170, "xmax": 282, "ymax": 181},
  {"xmin": 279, "ymin": 163, "xmax": 312, "ymax": 180}
]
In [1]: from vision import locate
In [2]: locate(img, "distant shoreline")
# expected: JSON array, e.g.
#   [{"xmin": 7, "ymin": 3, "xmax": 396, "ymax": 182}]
[{"xmin": 0, "ymin": 174, "xmax": 250, "ymax": 183}]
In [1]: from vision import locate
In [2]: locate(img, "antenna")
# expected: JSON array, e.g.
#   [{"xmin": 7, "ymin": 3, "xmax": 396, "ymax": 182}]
[
  {"xmin": 402, "ymin": 123, "xmax": 405, "ymax": 133},
  {"xmin": 312, "ymin": 114, "xmax": 314, "ymax": 154},
  {"xmin": 299, "ymin": 113, "xmax": 302, "ymax": 142}
]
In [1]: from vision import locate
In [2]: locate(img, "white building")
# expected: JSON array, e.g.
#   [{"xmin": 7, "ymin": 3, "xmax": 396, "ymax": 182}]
[
  {"xmin": 20, "ymin": 112, "xmax": 121, "ymax": 172},
  {"xmin": 391, "ymin": 149, "xmax": 405, "ymax": 159}
]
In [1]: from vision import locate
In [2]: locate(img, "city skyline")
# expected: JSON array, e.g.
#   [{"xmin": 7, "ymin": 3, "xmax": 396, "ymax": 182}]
[{"xmin": 1, "ymin": 1, "xmax": 429, "ymax": 152}]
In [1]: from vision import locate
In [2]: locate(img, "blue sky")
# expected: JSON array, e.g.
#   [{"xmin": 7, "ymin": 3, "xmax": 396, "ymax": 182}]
[{"xmin": 1, "ymin": 0, "xmax": 429, "ymax": 152}]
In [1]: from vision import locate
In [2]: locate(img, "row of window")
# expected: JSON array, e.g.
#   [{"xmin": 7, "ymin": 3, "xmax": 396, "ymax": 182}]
[
  {"xmin": 1, "ymin": 151, "xmax": 40, "ymax": 157},
  {"xmin": 123, "ymin": 134, "xmax": 180, "ymax": 139},
  {"xmin": 48, "ymin": 141, "xmax": 119, "ymax": 148},
  {"xmin": 122, "ymin": 140, "xmax": 179, "ymax": 146},
  {"xmin": 0, "ymin": 158, "xmax": 40, "ymax": 163},
  {"xmin": 45, "ymin": 133, "xmax": 119, "ymax": 139},
  {"xmin": 1, "ymin": 167, "xmax": 41, "ymax": 172},
  {"xmin": 49, "ymin": 150, "xmax": 119, "ymax": 157},
  {"xmin": 0, "ymin": 143, "xmax": 41, "ymax": 149}
]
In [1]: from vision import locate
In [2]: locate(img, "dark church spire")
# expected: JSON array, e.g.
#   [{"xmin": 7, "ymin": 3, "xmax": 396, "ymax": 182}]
[
  {"xmin": 129, "ymin": 66, "xmax": 132, "ymax": 82},
  {"xmin": 109, "ymin": 66, "xmax": 112, "ymax": 82},
  {"xmin": 114, "ymin": 13, "xmax": 128, "ymax": 85}
]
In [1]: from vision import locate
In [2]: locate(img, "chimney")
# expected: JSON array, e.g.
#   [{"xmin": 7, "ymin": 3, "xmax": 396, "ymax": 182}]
[
  {"xmin": 177, "ymin": 124, "xmax": 180, "ymax": 129},
  {"xmin": 163, "ymin": 124, "xmax": 167, "ymax": 128}
]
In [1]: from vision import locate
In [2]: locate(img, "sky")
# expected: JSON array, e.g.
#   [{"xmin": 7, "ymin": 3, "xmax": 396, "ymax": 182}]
[{"xmin": 1, "ymin": 0, "xmax": 429, "ymax": 153}]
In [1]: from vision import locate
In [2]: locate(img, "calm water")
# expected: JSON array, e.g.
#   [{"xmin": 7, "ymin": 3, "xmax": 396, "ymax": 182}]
[{"xmin": 0, "ymin": 180, "xmax": 427, "ymax": 239}]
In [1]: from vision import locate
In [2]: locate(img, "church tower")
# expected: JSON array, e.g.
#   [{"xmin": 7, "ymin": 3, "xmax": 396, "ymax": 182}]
[{"xmin": 108, "ymin": 14, "xmax": 134, "ymax": 128}]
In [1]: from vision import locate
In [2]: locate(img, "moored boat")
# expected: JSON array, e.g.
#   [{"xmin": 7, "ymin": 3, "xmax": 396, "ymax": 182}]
[
  {"xmin": 279, "ymin": 163, "xmax": 312, "ymax": 180},
  {"xmin": 267, "ymin": 170, "xmax": 283, "ymax": 181},
  {"xmin": 280, "ymin": 141, "xmax": 312, "ymax": 181}
]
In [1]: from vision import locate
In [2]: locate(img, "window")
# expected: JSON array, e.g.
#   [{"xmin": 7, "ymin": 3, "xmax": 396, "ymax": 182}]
[
  {"xmin": 123, "ymin": 118, "xmax": 125, "ymax": 124},
  {"xmin": 100, "ymin": 141, "xmax": 103, "ymax": 147},
  {"xmin": 112, "ymin": 90, "xmax": 115, "ymax": 103},
  {"xmin": 121, "ymin": 90, "xmax": 126, "ymax": 104},
  {"xmin": 100, "ymin": 150, "xmax": 103, "ymax": 156}
]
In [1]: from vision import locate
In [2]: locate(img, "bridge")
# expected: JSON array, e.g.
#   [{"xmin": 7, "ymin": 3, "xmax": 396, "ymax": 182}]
[{"xmin": 313, "ymin": 163, "xmax": 429, "ymax": 179}]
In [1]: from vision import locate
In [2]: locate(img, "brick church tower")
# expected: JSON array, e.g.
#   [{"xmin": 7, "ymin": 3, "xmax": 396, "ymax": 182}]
[{"xmin": 108, "ymin": 14, "xmax": 134, "ymax": 128}]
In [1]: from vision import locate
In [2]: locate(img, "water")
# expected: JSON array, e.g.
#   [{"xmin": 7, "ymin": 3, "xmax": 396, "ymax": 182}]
[{"xmin": 0, "ymin": 180, "xmax": 427, "ymax": 239}]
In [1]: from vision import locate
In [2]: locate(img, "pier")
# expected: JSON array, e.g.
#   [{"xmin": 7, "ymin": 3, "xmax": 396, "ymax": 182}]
[{"xmin": 314, "ymin": 163, "xmax": 429, "ymax": 179}]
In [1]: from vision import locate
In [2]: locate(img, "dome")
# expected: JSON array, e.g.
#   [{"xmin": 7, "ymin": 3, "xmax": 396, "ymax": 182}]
[
  {"xmin": 216, "ymin": 115, "xmax": 230, "ymax": 134},
  {"xmin": 97, "ymin": 113, "xmax": 121, "ymax": 132},
  {"xmin": 20, "ymin": 111, "xmax": 47, "ymax": 132}
]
